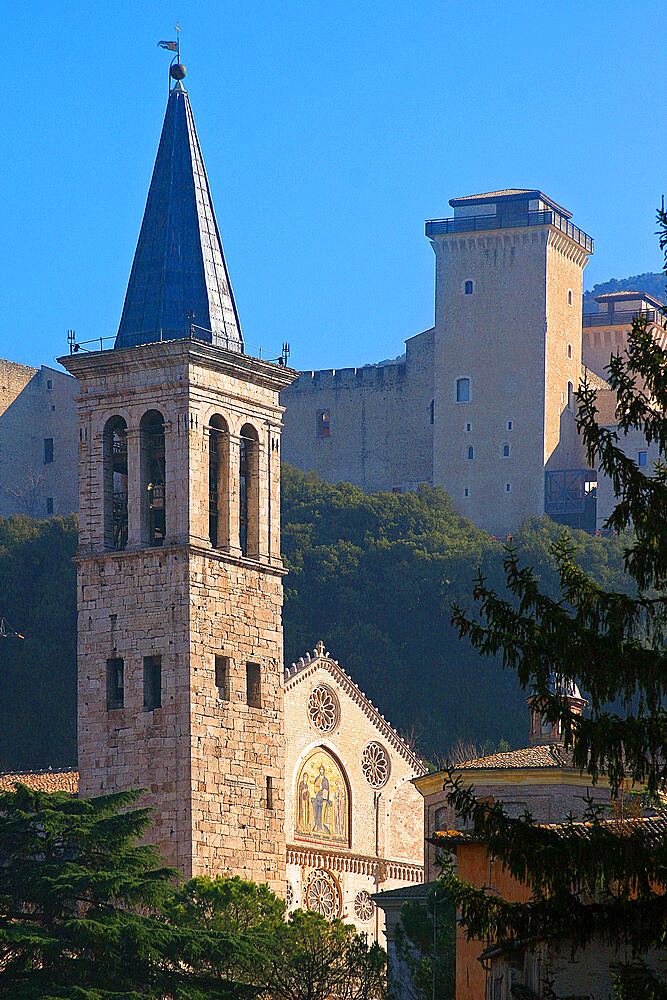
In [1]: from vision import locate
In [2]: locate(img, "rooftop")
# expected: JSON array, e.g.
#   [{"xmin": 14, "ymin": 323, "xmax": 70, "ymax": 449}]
[
  {"xmin": 115, "ymin": 76, "xmax": 243, "ymax": 352},
  {"xmin": 0, "ymin": 768, "xmax": 78, "ymax": 794},
  {"xmin": 456, "ymin": 744, "xmax": 572, "ymax": 770},
  {"xmin": 449, "ymin": 188, "xmax": 571, "ymax": 218}
]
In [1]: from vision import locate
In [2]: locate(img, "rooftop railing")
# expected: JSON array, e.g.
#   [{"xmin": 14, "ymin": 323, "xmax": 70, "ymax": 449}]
[
  {"xmin": 425, "ymin": 210, "xmax": 594, "ymax": 253},
  {"xmin": 582, "ymin": 309, "xmax": 665, "ymax": 328}
]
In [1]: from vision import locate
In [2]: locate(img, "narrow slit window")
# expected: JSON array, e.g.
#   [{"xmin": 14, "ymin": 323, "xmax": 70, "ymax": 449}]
[
  {"xmin": 215, "ymin": 655, "xmax": 230, "ymax": 701},
  {"xmin": 46, "ymin": 497, "xmax": 54, "ymax": 515},
  {"xmin": 316, "ymin": 411, "xmax": 331, "ymax": 438},
  {"xmin": 467, "ymin": 446, "xmax": 474, "ymax": 460},
  {"xmin": 143, "ymin": 655, "xmax": 162, "ymax": 711},
  {"xmin": 502, "ymin": 443, "xmax": 510, "ymax": 458},
  {"xmin": 429, "ymin": 400, "xmax": 434, "ymax": 425},
  {"xmin": 44, "ymin": 438, "xmax": 54, "ymax": 464},
  {"xmin": 638, "ymin": 451, "xmax": 647, "ymax": 467},
  {"xmin": 456, "ymin": 378, "xmax": 470, "ymax": 403},
  {"xmin": 106, "ymin": 657, "xmax": 124, "ymax": 711},
  {"xmin": 246, "ymin": 662, "xmax": 261, "ymax": 708},
  {"xmin": 464, "ymin": 280, "xmax": 474, "ymax": 295},
  {"xmin": 266, "ymin": 776, "xmax": 273, "ymax": 809},
  {"xmin": 567, "ymin": 381, "xmax": 574, "ymax": 410}
]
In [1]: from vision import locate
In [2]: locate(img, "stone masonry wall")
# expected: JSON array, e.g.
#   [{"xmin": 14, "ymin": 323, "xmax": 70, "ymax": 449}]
[
  {"xmin": 281, "ymin": 328, "xmax": 434, "ymax": 494},
  {"xmin": 0, "ymin": 362, "xmax": 78, "ymax": 519}
]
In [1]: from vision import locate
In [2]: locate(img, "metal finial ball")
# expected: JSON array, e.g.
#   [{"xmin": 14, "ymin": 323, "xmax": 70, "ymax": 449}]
[{"xmin": 170, "ymin": 63, "xmax": 186, "ymax": 81}]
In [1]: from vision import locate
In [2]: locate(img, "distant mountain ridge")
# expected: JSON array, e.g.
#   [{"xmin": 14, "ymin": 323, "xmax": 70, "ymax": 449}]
[{"xmin": 584, "ymin": 271, "xmax": 665, "ymax": 312}]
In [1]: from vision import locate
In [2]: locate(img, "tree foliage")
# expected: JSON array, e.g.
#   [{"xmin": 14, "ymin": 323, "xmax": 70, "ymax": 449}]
[
  {"xmin": 0, "ymin": 786, "xmax": 386, "ymax": 1000},
  {"xmin": 0, "ymin": 784, "xmax": 233, "ymax": 999},
  {"xmin": 393, "ymin": 888, "xmax": 455, "ymax": 1000},
  {"xmin": 439, "ymin": 213, "xmax": 667, "ymax": 990}
]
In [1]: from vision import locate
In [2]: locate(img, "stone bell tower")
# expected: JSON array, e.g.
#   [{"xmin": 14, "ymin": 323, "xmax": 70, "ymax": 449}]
[{"xmin": 60, "ymin": 65, "xmax": 296, "ymax": 891}]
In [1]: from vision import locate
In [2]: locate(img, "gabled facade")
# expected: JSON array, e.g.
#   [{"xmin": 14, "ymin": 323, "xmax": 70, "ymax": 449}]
[{"xmin": 284, "ymin": 641, "xmax": 425, "ymax": 944}]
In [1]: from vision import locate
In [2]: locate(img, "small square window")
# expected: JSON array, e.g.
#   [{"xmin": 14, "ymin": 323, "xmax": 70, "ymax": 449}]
[
  {"xmin": 46, "ymin": 379, "xmax": 53, "ymax": 390},
  {"xmin": 466, "ymin": 422, "xmax": 471, "ymax": 432},
  {"xmin": 215, "ymin": 655, "xmax": 230, "ymax": 701},
  {"xmin": 246, "ymin": 662, "xmax": 261, "ymax": 708},
  {"xmin": 502, "ymin": 444, "xmax": 510, "ymax": 458},
  {"xmin": 638, "ymin": 451, "xmax": 647, "ymax": 467},
  {"xmin": 464, "ymin": 280, "xmax": 474, "ymax": 295},
  {"xmin": 316, "ymin": 411, "xmax": 330, "ymax": 438},
  {"xmin": 106, "ymin": 657, "xmax": 124, "ymax": 711},
  {"xmin": 392, "ymin": 486, "xmax": 402, "ymax": 494},
  {"xmin": 46, "ymin": 497, "xmax": 53, "ymax": 514},
  {"xmin": 456, "ymin": 378, "xmax": 470, "ymax": 403},
  {"xmin": 51, "ymin": 404, "xmax": 55, "ymax": 412},
  {"xmin": 143, "ymin": 655, "xmax": 162, "ymax": 711},
  {"xmin": 467, "ymin": 446, "xmax": 474, "ymax": 460},
  {"xmin": 464, "ymin": 487, "xmax": 470, "ymax": 498},
  {"xmin": 44, "ymin": 438, "xmax": 54, "ymax": 464},
  {"xmin": 507, "ymin": 421, "xmax": 513, "ymax": 431}
]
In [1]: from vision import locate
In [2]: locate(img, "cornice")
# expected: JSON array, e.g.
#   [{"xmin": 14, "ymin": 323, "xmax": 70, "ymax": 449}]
[{"xmin": 286, "ymin": 843, "xmax": 423, "ymax": 883}]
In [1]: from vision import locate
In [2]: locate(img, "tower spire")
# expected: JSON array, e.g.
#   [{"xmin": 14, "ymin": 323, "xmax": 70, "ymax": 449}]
[{"xmin": 115, "ymin": 69, "xmax": 243, "ymax": 351}]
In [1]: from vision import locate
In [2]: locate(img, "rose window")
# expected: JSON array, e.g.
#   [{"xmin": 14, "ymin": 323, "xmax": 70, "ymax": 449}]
[
  {"xmin": 307, "ymin": 684, "xmax": 340, "ymax": 733},
  {"xmin": 304, "ymin": 869, "xmax": 341, "ymax": 919},
  {"xmin": 286, "ymin": 881, "xmax": 294, "ymax": 909},
  {"xmin": 354, "ymin": 890, "xmax": 375, "ymax": 922},
  {"xmin": 361, "ymin": 742, "xmax": 390, "ymax": 788}
]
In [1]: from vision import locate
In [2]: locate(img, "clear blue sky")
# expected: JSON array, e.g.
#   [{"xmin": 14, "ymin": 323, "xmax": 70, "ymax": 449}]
[{"xmin": 2, "ymin": 0, "xmax": 665, "ymax": 373}]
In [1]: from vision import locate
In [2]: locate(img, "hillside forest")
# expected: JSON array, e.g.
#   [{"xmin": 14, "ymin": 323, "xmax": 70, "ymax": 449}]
[{"xmin": 0, "ymin": 464, "xmax": 632, "ymax": 772}]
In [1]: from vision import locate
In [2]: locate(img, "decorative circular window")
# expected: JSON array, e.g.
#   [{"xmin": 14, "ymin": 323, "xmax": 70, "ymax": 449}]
[
  {"xmin": 307, "ymin": 684, "xmax": 340, "ymax": 733},
  {"xmin": 304, "ymin": 869, "xmax": 341, "ymax": 919},
  {"xmin": 286, "ymin": 881, "xmax": 294, "ymax": 909},
  {"xmin": 354, "ymin": 890, "xmax": 375, "ymax": 922},
  {"xmin": 361, "ymin": 742, "xmax": 390, "ymax": 788}
]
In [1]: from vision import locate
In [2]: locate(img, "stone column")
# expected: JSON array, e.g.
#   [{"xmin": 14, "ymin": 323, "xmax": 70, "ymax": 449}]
[
  {"xmin": 228, "ymin": 431, "xmax": 242, "ymax": 558},
  {"xmin": 126, "ymin": 427, "xmax": 142, "ymax": 549}
]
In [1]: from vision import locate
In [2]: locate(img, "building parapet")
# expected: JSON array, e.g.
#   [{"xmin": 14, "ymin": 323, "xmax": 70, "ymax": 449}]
[
  {"xmin": 583, "ymin": 309, "xmax": 664, "ymax": 328},
  {"xmin": 287, "ymin": 364, "xmax": 408, "ymax": 391},
  {"xmin": 425, "ymin": 209, "xmax": 593, "ymax": 253}
]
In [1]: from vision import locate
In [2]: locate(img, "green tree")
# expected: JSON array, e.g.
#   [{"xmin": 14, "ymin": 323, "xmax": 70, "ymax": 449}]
[
  {"xmin": 393, "ymin": 888, "xmax": 455, "ymax": 1000},
  {"xmin": 439, "ymin": 213, "xmax": 667, "ymax": 995},
  {"xmin": 0, "ymin": 784, "xmax": 237, "ymax": 999},
  {"xmin": 254, "ymin": 908, "xmax": 386, "ymax": 1000}
]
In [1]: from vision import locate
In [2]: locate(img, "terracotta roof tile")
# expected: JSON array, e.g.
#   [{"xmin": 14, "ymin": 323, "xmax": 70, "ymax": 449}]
[
  {"xmin": 0, "ymin": 769, "xmax": 79, "ymax": 794},
  {"xmin": 457, "ymin": 744, "xmax": 571, "ymax": 770}
]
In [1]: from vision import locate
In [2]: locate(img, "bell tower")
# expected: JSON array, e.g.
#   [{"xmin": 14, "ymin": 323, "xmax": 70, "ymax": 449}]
[{"xmin": 60, "ymin": 66, "xmax": 296, "ymax": 890}]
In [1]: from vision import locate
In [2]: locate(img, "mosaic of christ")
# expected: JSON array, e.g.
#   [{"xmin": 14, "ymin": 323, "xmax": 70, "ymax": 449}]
[{"xmin": 295, "ymin": 748, "xmax": 349, "ymax": 847}]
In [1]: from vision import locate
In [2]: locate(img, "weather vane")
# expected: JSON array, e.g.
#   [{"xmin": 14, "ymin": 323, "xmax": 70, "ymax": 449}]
[{"xmin": 158, "ymin": 23, "xmax": 186, "ymax": 90}]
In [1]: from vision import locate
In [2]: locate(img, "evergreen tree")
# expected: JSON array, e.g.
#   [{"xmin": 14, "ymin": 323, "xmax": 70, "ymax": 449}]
[
  {"xmin": 439, "ymin": 215, "xmax": 667, "ymax": 993},
  {"xmin": 0, "ymin": 784, "xmax": 240, "ymax": 999}
]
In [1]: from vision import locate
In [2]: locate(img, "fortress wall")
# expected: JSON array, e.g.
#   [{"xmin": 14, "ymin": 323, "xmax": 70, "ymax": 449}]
[
  {"xmin": 0, "ymin": 364, "xmax": 78, "ymax": 519},
  {"xmin": 281, "ymin": 328, "xmax": 434, "ymax": 493}
]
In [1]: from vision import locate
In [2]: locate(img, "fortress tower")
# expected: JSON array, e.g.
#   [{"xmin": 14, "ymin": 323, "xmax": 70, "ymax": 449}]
[
  {"xmin": 426, "ymin": 190, "xmax": 593, "ymax": 536},
  {"xmin": 60, "ymin": 71, "xmax": 296, "ymax": 890}
]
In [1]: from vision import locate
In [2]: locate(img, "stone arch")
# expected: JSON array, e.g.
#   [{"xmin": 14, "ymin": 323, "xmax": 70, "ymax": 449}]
[
  {"xmin": 294, "ymin": 745, "xmax": 351, "ymax": 849},
  {"xmin": 139, "ymin": 408, "xmax": 166, "ymax": 546},
  {"xmin": 103, "ymin": 415, "xmax": 127, "ymax": 551},
  {"xmin": 208, "ymin": 413, "xmax": 229, "ymax": 549},
  {"xmin": 239, "ymin": 422, "xmax": 260, "ymax": 557}
]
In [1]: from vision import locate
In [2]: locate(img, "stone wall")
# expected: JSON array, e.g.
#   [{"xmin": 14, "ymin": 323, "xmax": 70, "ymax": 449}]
[
  {"xmin": 281, "ymin": 328, "xmax": 434, "ymax": 494},
  {"xmin": 0, "ymin": 361, "xmax": 78, "ymax": 518}
]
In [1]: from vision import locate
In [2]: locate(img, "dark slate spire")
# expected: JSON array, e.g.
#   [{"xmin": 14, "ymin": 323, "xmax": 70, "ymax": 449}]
[{"xmin": 115, "ymin": 79, "xmax": 243, "ymax": 351}]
